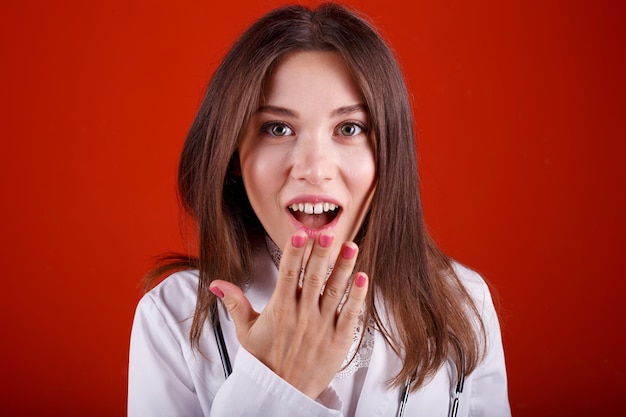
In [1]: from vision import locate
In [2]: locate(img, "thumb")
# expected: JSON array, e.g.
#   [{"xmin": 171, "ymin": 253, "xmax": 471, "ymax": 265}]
[{"xmin": 209, "ymin": 280, "xmax": 258, "ymax": 337}]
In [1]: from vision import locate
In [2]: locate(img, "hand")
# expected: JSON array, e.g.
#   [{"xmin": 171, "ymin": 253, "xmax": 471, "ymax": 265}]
[{"xmin": 209, "ymin": 231, "xmax": 369, "ymax": 399}]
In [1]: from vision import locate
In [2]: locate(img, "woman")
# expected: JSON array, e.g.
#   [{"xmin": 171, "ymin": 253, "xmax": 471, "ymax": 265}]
[{"xmin": 128, "ymin": 4, "xmax": 510, "ymax": 416}]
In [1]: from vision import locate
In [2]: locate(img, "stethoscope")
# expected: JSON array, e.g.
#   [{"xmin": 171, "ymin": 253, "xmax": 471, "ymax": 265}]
[
  {"xmin": 210, "ymin": 301, "xmax": 465, "ymax": 417},
  {"xmin": 396, "ymin": 336, "xmax": 465, "ymax": 417}
]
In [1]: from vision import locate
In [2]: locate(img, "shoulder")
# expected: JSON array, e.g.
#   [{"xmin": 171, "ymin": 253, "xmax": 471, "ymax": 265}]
[
  {"xmin": 135, "ymin": 270, "xmax": 200, "ymax": 325},
  {"xmin": 451, "ymin": 261, "xmax": 485, "ymax": 288},
  {"xmin": 449, "ymin": 261, "xmax": 503, "ymax": 338},
  {"xmin": 449, "ymin": 261, "xmax": 505, "ymax": 352},
  {"xmin": 450, "ymin": 261, "xmax": 493, "ymax": 312}
]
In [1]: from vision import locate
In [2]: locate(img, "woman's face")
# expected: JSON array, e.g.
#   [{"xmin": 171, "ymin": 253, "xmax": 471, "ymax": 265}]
[{"xmin": 238, "ymin": 51, "xmax": 376, "ymax": 261}]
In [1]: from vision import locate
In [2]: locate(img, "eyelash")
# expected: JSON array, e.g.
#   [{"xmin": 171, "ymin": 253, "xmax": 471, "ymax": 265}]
[
  {"xmin": 259, "ymin": 120, "xmax": 369, "ymax": 137},
  {"xmin": 260, "ymin": 122, "xmax": 294, "ymax": 137},
  {"xmin": 337, "ymin": 120, "xmax": 368, "ymax": 137}
]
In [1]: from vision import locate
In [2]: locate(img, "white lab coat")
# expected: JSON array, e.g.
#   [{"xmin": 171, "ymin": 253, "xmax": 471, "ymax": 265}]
[{"xmin": 128, "ymin": 248, "xmax": 511, "ymax": 416}]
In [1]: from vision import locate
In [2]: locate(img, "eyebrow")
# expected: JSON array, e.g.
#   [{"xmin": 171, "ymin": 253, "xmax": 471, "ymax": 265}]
[
  {"xmin": 331, "ymin": 104, "xmax": 369, "ymax": 117},
  {"xmin": 256, "ymin": 104, "xmax": 368, "ymax": 118},
  {"xmin": 256, "ymin": 105, "xmax": 298, "ymax": 117}
]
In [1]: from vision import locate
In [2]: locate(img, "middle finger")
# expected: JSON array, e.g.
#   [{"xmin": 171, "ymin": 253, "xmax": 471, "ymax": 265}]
[
  {"xmin": 319, "ymin": 242, "xmax": 359, "ymax": 317},
  {"xmin": 299, "ymin": 233, "xmax": 335, "ymax": 310}
]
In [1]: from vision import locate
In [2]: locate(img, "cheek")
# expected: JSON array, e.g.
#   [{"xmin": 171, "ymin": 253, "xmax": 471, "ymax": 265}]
[
  {"xmin": 240, "ymin": 144, "xmax": 285, "ymax": 179},
  {"xmin": 240, "ymin": 149, "xmax": 283, "ymax": 206},
  {"xmin": 349, "ymin": 152, "xmax": 376, "ymax": 200}
]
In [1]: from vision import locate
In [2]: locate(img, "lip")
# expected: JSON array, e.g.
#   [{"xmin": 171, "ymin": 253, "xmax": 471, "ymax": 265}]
[{"xmin": 285, "ymin": 194, "xmax": 342, "ymax": 239}]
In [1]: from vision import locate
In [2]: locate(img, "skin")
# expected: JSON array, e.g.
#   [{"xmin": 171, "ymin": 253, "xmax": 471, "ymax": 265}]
[{"xmin": 209, "ymin": 51, "xmax": 376, "ymax": 399}]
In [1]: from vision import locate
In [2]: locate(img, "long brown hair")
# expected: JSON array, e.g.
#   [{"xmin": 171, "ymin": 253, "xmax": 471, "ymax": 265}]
[{"xmin": 147, "ymin": 3, "xmax": 485, "ymax": 391}]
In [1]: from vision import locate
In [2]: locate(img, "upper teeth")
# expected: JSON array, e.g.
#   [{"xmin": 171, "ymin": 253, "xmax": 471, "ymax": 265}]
[{"xmin": 290, "ymin": 202, "xmax": 337, "ymax": 214}]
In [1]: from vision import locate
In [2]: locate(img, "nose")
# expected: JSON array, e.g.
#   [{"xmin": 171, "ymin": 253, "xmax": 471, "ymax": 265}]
[{"xmin": 290, "ymin": 132, "xmax": 337, "ymax": 184}]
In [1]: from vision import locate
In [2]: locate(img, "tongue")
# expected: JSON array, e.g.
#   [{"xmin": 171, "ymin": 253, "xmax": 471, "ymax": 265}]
[{"xmin": 293, "ymin": 212, "xmax": 334, "ymax": 229}]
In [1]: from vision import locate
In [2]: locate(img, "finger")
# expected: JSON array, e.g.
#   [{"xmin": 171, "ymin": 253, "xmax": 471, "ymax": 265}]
[
  {"xmin": 299, "ymin": 233, "xmax": 335, "ymax": 309},
  {"xmin": 335, "ymin": 272, "xmax": 368, "ymax": 336},
  {"xmin": 273, "ymin": 232, "xmax": 308, "ymax": 301},
  {"xmin": 320, "ymin": 242, "xmax": 359, "ymax": 317},
  {"xmin": 209, "ymin": 280, "xmax": 259, "ymax": 341}
]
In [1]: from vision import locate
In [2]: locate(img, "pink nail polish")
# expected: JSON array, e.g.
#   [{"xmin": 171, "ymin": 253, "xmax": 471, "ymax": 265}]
[
  {"xmin": 355, "ymin": 273, "xmax": 367, "ymax": 288},
  {"xmin": 210, "ymin": 286, "xmax": 224, "ymax": 298},
  {"xmin": 342, "ymin": 244, "xmax": 357, "ymax": 259},
  {"xmin": 292, "ymin": 234, "xmax": 306, "ymax": 248},
  {"xmin": 319, "ymin": 233, "xmax": 334, "ymax": 248}
]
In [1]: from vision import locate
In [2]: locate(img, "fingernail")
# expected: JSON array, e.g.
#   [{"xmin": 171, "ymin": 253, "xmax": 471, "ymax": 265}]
[
  {"xmin": 292, "ymin": 234, "xmax": 306, "ymax": 248},
  {"xmin": 342, "ymin": 244, "xmax": 357, "ymax": 259},
  {"xmin": 210, "ymin": 286, "xmax": 224, "ymax": 298},
  {"xmin": 355, "ymin": 273, "xmax": 367, "ymax": 288},
  {"xmin": 319, "ymin": 233, "xmax": 334, "ymax": 248}
]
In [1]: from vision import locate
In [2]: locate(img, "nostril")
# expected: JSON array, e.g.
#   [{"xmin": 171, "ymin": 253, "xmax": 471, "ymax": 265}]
[{"xmin": 291, "ymin": 144, "xmax": 337, "ymax": 183}]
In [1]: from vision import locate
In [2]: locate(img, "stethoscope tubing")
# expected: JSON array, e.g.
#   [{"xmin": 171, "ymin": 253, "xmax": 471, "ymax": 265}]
[
  {"xmin": 211, "ymin": 300, "xmax": 465, "ymax": 416},
  {"xmin": 210, "ymin": 301, "xmax": 232, "ymax": 379}
]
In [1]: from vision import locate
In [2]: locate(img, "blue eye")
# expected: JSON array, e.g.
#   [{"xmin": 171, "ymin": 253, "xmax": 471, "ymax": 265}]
[
  {"xmin": 261, "ymin": 122, "xmax": 294, "ymax": 137},
  {"xmin": 337, "ymin": 122, "xmax": 367, "ymax": 136}
]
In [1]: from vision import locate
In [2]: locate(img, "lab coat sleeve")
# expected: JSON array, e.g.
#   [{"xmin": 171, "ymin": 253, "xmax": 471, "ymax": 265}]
[
  {"xmin": 211, "ymin": 347, "xmax": 344, "ymax": 417},
  {"xmin": 128, "ymin": 281, "xmax": 344, "ymax": 417},
  {"xmin": 128, "ymin": 294, "xmax": 205, "ymax": 417},
  {"xmin": 466, "ymin": 278, "xmax": 511, "ymax": 417}
]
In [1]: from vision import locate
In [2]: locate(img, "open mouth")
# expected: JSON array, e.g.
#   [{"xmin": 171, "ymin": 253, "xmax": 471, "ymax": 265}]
[{"xmin": 288, "ymin": 202, "xmax": 341, "ymax": 230}]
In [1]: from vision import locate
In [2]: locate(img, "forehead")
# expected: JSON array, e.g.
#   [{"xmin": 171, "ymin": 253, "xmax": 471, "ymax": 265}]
[{"xmin": 262, "ymin": 51, "xmax": 365, "ymax": 107}]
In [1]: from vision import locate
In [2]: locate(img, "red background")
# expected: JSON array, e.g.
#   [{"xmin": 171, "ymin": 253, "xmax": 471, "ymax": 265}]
[{"xmin": 1, "ymin": 0, "xmax": 624, "ymax": 415}]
